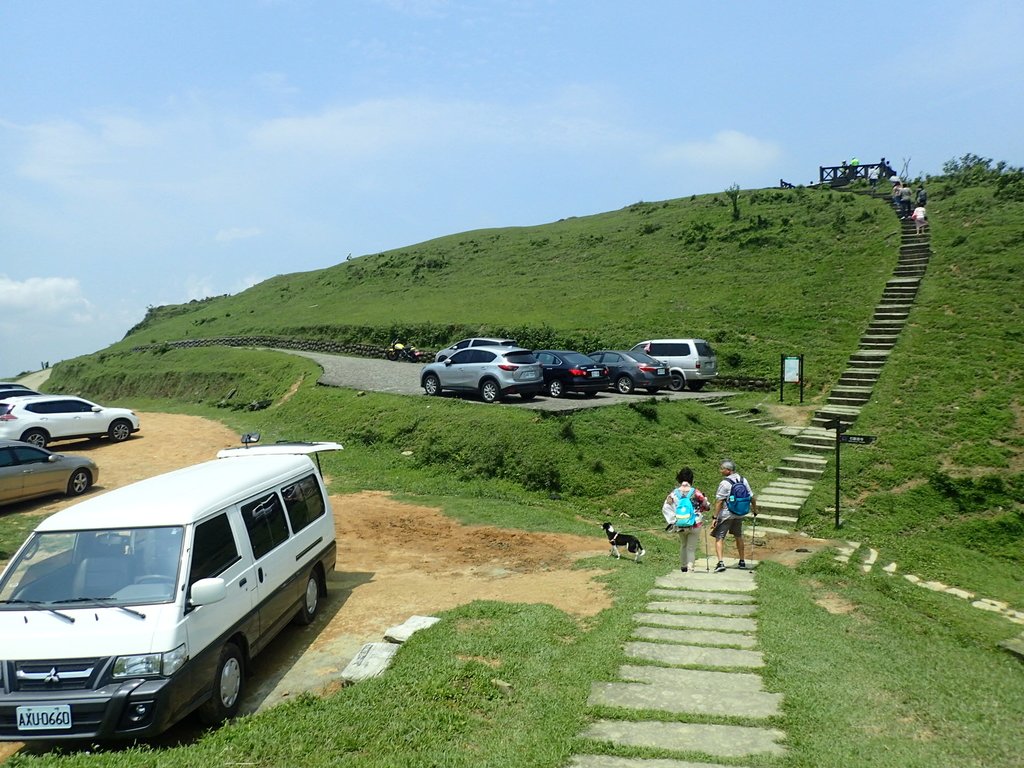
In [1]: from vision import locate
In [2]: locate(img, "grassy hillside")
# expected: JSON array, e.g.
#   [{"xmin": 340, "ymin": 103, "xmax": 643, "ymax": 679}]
[{"xmin": 112, "ymin": 187, "xmax": 895, "ymax": 387}]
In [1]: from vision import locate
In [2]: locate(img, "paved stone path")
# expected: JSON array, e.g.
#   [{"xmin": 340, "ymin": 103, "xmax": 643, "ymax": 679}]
[{"xmin": 569, "ymin": 564, "xmax": 785, "ymax": 767}]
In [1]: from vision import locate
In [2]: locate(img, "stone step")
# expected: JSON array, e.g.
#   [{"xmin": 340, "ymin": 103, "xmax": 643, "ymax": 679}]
[
  {"xmin": 860, "ymin": 333, "xmax": 900, "ymax": 343},
  {"xmin": 831, "ymin": 385, "xmax": 874, "ymax": 396},
  {"xmin": 858, "ymin": 342, "xmax": 896, "ymax": 352},
  {"xmin": 839, "ymin": 370, "xmax": 880, "ymax": 383},
  {"xmin": 760, "ymin": 483, "xmax": 813, "ymax": 497},
  {"xmin": 756, "ymin": 512, "xmax": 799, "ymax": 524},
  {"xmin": 791, "ymin": 441, "xmax": 835, "ymax": 454},
  {"xmin": 645, "ymin": 588, "xmax": 755, "ymax": 605},
  {"xmin": 577, "ymin": 720, "xmax": 787, "ymax": 760},
  {"xmin": 645, "ymin": 600, "xmax": 758, "ymax": 618},
  {"xmin": 849, "ymin": 350, "xmax": 890, "ymax": 364},
  {"xmin": 776, "ymin": 465, "xmax": 826, "ymax": 481},
  {"xmin": 632, "ymin": 625, "xmax": 757, "ymax": 648},
  {"xmin": 828, "ymin": 395, "xmax": 871, "ymax": 407},
  {"xmin": 757, "ymin": 499, "xmax": 803, "ymax": 514},
  {"xmin": 894, "ymin": 266, "xmax": 927, "ymax": 277},
  {"xmin": 782, "ymin": 453, "xmax": 829, "ymax": 470}
]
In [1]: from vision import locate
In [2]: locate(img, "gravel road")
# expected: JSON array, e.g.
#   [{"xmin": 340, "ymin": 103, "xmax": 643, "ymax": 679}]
[{"xmin": 281, "ymin": 350, "xmax": 723, "ymax": 411}]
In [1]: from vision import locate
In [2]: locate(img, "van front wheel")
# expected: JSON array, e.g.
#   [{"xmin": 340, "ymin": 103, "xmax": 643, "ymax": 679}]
[
  {"xmin": 198, "ymin": 642, "xmax": 244, "ymax": 725},
  {"xmin": 294, "ymin": 570, "xmax": 322, "ymax": 625}
]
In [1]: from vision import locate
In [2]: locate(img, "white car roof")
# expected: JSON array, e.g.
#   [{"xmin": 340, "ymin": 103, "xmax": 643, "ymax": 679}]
[{"xmin": 35, "ymin": 453, "xmax": 329, "ymax": 531}]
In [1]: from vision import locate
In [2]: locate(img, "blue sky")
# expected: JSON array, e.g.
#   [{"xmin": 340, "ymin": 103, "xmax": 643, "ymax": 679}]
[{"xmin": 2, "ymin": 0, "xmax": 1022, "ymax": 377}]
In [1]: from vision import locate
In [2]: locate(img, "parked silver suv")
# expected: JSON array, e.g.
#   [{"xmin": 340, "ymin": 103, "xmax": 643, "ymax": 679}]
[
  {"xmin": 434, "ymin": 337, "xmax": 518, "ymax": 362},
  {"xmin": 421, "ymin": 346, "xmax": 543, "ymax": 403},
  {"xmin": 631, "ymin": 339, "xmax": 718, "ymax": 391}
]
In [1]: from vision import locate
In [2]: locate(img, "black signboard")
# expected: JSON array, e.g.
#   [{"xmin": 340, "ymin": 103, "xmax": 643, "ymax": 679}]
[{"xmin": 839, "ymin": 434, "xmax": 877, "ymax": 444}]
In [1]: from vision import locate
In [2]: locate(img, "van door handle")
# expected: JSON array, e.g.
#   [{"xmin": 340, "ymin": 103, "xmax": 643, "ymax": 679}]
[
  {"xmin": 258, "ymin": 567, "xmax": 264, "ymax": 583},
  {"xmin": 239, "ymin": 578, "xmax": 247, "ymax": 587}
]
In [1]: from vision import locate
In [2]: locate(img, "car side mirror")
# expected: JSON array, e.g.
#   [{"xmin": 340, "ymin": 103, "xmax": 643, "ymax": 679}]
[
  {"xmin": 444, "ymin": 359, "xmax": 453, "ymax": 367},
  {"xmin": 91, "ymin": 406, "xmax": 102, "ymax": 413},
  {"xmin": 48, "ymin": 455, "xmax": 59, "ymax": 464},
  {"xmin": 189, "ymin": 578, "xmax": 226, "ymax": 608}
]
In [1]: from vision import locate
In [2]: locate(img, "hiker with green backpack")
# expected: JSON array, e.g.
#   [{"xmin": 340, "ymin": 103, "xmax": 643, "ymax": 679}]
[
  {"xmin": 661, "ymin": 467, "xmax": 712, "ymax": 573},
  {"xmin": 712, "ymin": 459, "xmax": 758, "ymax": 572}
]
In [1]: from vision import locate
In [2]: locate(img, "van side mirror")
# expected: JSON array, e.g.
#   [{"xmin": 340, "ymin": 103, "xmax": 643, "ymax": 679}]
[
  {"xmin": 241, "ymin": 432, "xmax": 261, "ymax": 446},
  {"xmin": 189, "ymin": 577, "xmax": 226, "ymax": 607}
]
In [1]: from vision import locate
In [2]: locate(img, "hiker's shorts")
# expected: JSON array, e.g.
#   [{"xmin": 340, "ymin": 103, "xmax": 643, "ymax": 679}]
[{"xmin": 712, "ymin": 516, "xmax": 744, "ymax": 539}]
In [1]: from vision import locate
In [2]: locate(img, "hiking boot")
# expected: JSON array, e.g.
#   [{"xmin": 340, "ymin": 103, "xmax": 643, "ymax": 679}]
[
  {"xmin": 714, "ymin": 561, "xmax": 726, "ymax": 573},
  {"xmin": 738, "ymin": 560, "xmax": 747, "ymax": 569}
]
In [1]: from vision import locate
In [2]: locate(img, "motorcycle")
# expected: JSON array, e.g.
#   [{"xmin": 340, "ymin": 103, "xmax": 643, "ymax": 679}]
[{"xmin": 384, "ymin": 340, "xmax": 424, "ymax": 362}]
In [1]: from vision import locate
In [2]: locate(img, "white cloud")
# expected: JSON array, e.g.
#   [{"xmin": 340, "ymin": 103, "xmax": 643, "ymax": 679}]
[
  {"xmin": 656, "ymin": 130, "xmax": 782, "ymax": 170},
  {"xmin": 215, "ymin": 227, "xmax": 263, "ymax": 243},
  {"xmin": 0, "ymin": 275, "xmax": 93, "ymax": 316}
]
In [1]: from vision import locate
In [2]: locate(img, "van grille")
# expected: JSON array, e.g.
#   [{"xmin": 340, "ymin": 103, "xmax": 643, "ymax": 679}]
[{"xmin": 10, "ymin": 658, "xmax": 103, "ymax": 692}]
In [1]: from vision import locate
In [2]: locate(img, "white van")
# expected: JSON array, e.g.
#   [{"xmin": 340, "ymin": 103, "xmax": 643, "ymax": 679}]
[
  {"xmin": 631, "ymin": 339, "xmax": 719, "ymax": 391},
  {"xmin": 0, "ymin": 439, "xmax": 341, "ymax": 741}
]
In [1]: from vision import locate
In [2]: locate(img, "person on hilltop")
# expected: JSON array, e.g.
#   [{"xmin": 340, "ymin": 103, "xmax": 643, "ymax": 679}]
[
  {"xmin": 712, "ymin": 460, "xmax": 758, "ymax": 572},
  {"xmin": 867, "ymin": 164, "xmax": 880, "ymax": 192},
  {"xmin": 662, "ymin": 467, "xmax": 711, "ymax": 573}
]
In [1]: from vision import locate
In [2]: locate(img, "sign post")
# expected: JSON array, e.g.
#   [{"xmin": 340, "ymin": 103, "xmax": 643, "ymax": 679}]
[
  {"xmin": 825, "ymin": 418, "xmax": 877, "ymax": 528},
  {"xmin": 780, "ymin": 355, "xmax": 804, "ymax": 403}
]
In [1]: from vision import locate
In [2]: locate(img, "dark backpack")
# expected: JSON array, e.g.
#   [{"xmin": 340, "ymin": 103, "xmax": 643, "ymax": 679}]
[
  {"xmin": 673, "ymin": 487, "xmax": 700, "ymax": 528},
  {"xmin": 725, "ymin": 477, "xmax": 752, "ymax": 516}
]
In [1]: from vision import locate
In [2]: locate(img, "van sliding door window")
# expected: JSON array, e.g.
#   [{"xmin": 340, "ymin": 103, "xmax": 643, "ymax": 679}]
[
  {"xmin": 241, "ymin": 492, "xmax": 290, "ymax": 559},
  {"xmin": 281, "ymin": 475, "xmax": 326, "ymax": 534}
]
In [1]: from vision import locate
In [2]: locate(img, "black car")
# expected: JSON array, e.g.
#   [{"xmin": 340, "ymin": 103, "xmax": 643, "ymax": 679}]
[
  {"xmin": 534, "ymin": 350, "xmax": 610, "ymax": 398},
  {"xmin": 587, "ymin": 350, "xmax": 672, "ymax": 394}
]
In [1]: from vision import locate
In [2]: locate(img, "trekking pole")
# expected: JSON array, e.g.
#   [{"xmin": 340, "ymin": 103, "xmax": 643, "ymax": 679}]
[
  {"xmin": 750, "ymin": 514, "xmax": 758, "ymax": 566},
  {"xmin": 703, "ymin": 523, "xmax": 711, "ymax": 572}
]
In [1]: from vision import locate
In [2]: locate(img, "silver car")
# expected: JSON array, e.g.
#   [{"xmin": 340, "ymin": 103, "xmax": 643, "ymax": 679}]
[
  {"xmin": 0, "ymin": 439, "xmax": 99, "ymax": 505},
  {"xmin": 421, "ymin": 346, "xmax": 543, "ymax": 403}
]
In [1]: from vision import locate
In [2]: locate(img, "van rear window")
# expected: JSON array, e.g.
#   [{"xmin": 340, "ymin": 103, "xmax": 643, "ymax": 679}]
[{"xmin": 695, "ymin": 342, "xmax": 715, "ymax": 356}]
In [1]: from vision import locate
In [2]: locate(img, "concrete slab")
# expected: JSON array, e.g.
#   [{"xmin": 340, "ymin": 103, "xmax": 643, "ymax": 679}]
[
  {"xmin": 632, "ymin": 625, "xmax": 757, "ymax": 649},
  {"xmin": 645, "ymin": 601, "xmax": 757, "ymax": 617},
  {"xmin": 625, "ymin": 641, "xmax": 764, "ymax": 669},
  {"xmin": 633, "ymin": 612, "xmax": 756, "ymax": 633},
  {"xmin": 383, "ymin": 615, "xmax": 440, "ymax": 643},
  {"xmin": 647, "ymin": 588, "xmax": 755, "ymax": 604},
  {"xmin": 339, "ymin": 642, "xmax": 399, "ymax": 684},
  {"xmin": 656, "ymin": 570, "xmax": 756, "ymax": 593},
  {"xmin": 567, "ymin": 756, "xmax": 745, "ymax": 768},
  {"xmin": 581, "ymin": 719, "xmax": 786, "ymax": 758}
]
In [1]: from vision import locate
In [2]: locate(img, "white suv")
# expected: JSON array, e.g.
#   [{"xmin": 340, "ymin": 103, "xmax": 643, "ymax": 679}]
[
  {"xmin": 631, "ymin": 339, "xmax": 719, "ymax": 391},
  {"xmin": 0, "ymin": 395, "xmax": 140, "ymax": 448}
]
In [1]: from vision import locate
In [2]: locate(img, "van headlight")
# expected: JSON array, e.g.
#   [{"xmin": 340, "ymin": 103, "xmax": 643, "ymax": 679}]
[{"xmin": 113, "ymin": 644, "xmax": 187, "ymax": 678}]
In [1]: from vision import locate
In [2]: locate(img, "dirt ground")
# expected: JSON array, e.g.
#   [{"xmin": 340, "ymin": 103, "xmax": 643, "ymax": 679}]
[{"xmin": 0, "ymin": 412, "xmax": 827, "ymax": 758}]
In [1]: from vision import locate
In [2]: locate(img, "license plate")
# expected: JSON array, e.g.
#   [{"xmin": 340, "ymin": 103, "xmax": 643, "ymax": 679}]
[
  {"xmin": 589, "ymin": 370, "xmax": 600, "ymax": 378},
  {"xmin": 657, "ymin": 368, "xmax": 667, "ymax": 375},
  {"xmin": 17, "ymin": 704, "xmax": 72, "ymax": 731}
]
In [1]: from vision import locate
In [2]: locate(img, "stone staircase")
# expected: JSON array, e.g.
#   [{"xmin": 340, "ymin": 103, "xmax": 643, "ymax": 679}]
[{"xmin": 703, "ymin": 210, "xmax": 931, "ymax": 532}]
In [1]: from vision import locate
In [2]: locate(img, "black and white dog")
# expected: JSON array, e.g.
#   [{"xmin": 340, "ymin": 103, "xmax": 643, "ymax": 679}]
[{"xmin": 602, "ymin": 522, "xmax": 645, "ymax": 562}]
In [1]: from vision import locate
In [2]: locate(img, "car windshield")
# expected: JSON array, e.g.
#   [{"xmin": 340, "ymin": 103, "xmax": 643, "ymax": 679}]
[
  {"xmin": 0, "ymin": 527, "xmax": 185, "ymax": 607},
  {"xmin": 626, "ymin": 351, "xmax": 662, "ymax": 365}
]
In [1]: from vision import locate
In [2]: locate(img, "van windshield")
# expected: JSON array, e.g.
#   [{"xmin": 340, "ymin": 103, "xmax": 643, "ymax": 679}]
[{"xmin": 0, "ymin": 527, "xmax": 184, "ymax": 608}]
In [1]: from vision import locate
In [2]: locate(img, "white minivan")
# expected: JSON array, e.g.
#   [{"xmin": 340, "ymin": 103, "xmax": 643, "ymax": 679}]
[{"xmin": 0, "ymin": 439, "xmax": 341, "ymax": 741}]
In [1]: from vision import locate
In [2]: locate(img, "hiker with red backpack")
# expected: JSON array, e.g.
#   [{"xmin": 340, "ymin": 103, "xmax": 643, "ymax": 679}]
[
  {"xmin": 662, "ymin": 467, "xmax": 712, "ymax": 573},
  {"xmin": 712, "ymin": 459, "xmax": 758, "ymax": 572}
]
